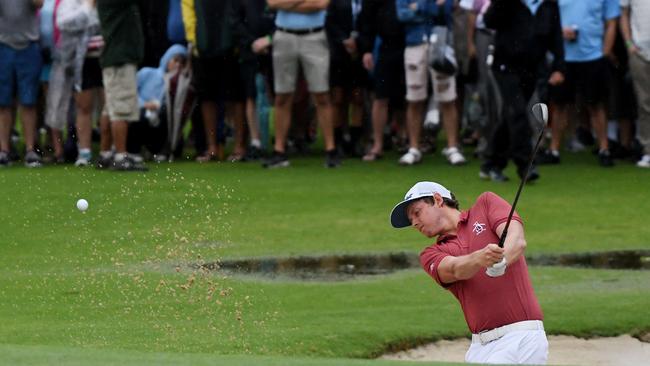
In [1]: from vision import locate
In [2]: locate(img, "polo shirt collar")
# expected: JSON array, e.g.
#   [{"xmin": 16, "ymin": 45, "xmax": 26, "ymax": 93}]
[{"xmin": 437, "ymin": 210, "xmax": 469, "ymax": 243}]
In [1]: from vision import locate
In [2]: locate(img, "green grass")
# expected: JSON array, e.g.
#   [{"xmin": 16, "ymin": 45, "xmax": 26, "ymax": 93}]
[{"xmin": 1, "ymin": 150, "xmax": 649, "ymax": 365}]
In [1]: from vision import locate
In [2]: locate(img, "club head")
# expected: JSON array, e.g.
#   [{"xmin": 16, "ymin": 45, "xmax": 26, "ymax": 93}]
[{"xmin": 531, "ymin": 103, "xmax": 549, "ymax": 126}]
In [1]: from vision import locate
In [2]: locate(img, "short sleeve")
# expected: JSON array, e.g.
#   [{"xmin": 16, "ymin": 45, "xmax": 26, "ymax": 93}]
[
  {"xmin": 605, "ymin": 0, "xmax": 621, "ymax": 20},
  {"xmin": 420, "ymin": 245, "xmax": 452, "ymax": 287},
  {"xmin": 479, "ymin": 192, "xmax": 522, "ymax": 233}
]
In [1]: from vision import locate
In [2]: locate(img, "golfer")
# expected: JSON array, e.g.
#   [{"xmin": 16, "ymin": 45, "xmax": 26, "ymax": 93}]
[{"xmin": 390, "ymin": 181, "xmax": 548, "ymax": 364}]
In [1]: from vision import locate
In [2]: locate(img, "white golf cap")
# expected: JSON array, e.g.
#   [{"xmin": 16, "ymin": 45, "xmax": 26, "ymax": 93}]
[{"xmin": 390, "ymin": 181, "xmax": 452, "ymax": 228}]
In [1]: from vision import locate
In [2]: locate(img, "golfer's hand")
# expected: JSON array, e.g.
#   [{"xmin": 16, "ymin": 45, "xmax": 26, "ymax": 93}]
[
  {"xmin": 476, "ymin": 244, "xmax": 505, "ymax": 268},
  {"xmin": 486, "ymin": 258, "xmax": 507, "ymax": 277}
]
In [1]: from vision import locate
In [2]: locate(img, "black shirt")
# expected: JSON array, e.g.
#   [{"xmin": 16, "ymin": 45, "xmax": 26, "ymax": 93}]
[{"xmin": 484, "ymin": 0, "xmax": 565, "ymax": 75}]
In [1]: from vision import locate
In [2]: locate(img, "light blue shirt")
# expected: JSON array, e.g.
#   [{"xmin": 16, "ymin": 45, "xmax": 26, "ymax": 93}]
[
  {"xmin": 558, "ymin": 0, "xmax": 620, "ymax": 62},
  {"xmin": 276, "ymin": 10, "xmax": 327, "ymax": 30},
  {"xmin": 522, "ymin": 0, "xmax": 542, "ymax": 15}
]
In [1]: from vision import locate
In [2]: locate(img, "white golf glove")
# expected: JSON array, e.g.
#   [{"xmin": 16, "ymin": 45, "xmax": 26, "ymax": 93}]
[{"xmin": 486, "ymin": 258, "xmax": 507, "ymax": 277}]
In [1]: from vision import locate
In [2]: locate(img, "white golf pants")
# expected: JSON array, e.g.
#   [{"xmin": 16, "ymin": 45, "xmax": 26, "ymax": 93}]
[{"xmin": 465, "ymin": 329, "xmax": 549, "ymax": 364}]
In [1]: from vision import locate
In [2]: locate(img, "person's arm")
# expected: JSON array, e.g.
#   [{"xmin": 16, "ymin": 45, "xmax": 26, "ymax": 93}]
[
  {"xmin": 466, "ymin": 10, "xmax": 477, "ymax": 59},
  {"xmin": 619, "ymin": 6, "xmax": 638, "ymax": 54},
  {"xmin": 547, "ymin": 1, "xmax": 565, "ymax": 85},
  {"xmin": 494, "ymin": 220, "xmax": 526, "ymax": 265},
  {"xmin": 357, "ymin": 0, "xmax": 377, "ymax": 59},
  {"xmin": 395, "ymin": 0, "xmax": 420, "ymax": 23},
  {"xmin": 326, "ymin": 1, "xmax": 348, "ymax": 45},
  {"xmin": 435, "ymin": 243, "xmax": 505, "ymax": 284},
  {"xmin": 33, "ymin": 0, "xmax": 44, "ymax": 8},
  {"xmin": 603, "ymin": 18, "xmax": 618, "ymax": 59}
]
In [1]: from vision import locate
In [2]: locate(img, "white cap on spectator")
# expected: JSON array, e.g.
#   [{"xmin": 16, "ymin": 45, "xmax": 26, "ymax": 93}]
[{"xmin": 390, "ymin": 181, "xmax": 452, "ymax": 228}]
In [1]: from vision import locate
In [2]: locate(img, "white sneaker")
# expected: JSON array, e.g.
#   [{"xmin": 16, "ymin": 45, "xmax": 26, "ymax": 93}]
[
  {"xmin": 442, "ymin": 146, "xmax": 467, "ymax": 166},
  {"xmin": 398, "ymin": 148, "xmax": 422, "ymax": 165},
  {"xmin": 637, "ymin": 154, "xmax": 650, "ymax": 168}
]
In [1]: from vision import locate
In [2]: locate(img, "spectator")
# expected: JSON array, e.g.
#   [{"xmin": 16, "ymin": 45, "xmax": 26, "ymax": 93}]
[
  {"xmin": 235, "ymin": 0, "xmax": 276, "ymax": 161},
  {"xmin": 480, "ymin": 0, "xmax": 565, "ymax": 182},
  {"xmin": 358, "ymin": 0, "xmax": 406, "ymax": 161},
  {"xmin": 181, "ymin": 0, "xmax": 245, "ymax": 163},
  {"xmin": 620, "ymin": 0, "xmax": 650, "ymax": 168},
  {"xmin": 167, "ymin": 0, "xmax": 186, "ymax": 45},
  {"xmin": 97, "ymin": 0, "xmax": 147, "ymax": 171},
  {"xmin": 263, "ymin": 0, "xmax": 339, "ymax": 168},
  {"xmin": 0, "ymin": 0, "xmax": 44, "ymax": 167},
  {"xmin": 326, "ymin": 0, "xmax": 368, "ymax": 158},
  {"xmin": 395, "ymin": 0, "xmax": 466, "ymax": 166},
  {"xmin": 540, "ymin": 0, "xmax": 619, "ymax": 167},
  {"xmin": 128, "ymin": 44, "xmax": 188, "ymax": 162}
]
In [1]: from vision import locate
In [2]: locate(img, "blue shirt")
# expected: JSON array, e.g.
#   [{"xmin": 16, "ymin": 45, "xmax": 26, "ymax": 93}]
[
  {"xmin": 396, "ymin": 0, "xmax": 453, "ymax": 46},
  {"xmin": 558, "ymin": 0, "xmax": 620, "ymax": 62},
  {"xmin": 276, "ymin": 10, "xmax": 327, "ymax": 30}
]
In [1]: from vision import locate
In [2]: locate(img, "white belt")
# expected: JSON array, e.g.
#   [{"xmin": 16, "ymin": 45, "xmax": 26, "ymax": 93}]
[{"xmin": 472, "ymin": 320, "xmax": 544, "ymax": 345}]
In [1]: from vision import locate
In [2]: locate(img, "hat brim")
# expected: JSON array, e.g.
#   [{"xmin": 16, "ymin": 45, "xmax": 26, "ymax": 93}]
[{"xmin": 390, "ymin": 198, "xmax": 418, "ymax": 228}]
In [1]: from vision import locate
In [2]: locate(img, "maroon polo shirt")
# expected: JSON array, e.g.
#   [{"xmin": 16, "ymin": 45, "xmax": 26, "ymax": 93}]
[{"xmin": 420, "ymin": 192, "xmax": 543, "ymax": 334}]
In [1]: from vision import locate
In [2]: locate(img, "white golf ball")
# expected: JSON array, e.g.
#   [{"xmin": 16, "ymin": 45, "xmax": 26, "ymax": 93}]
[{"xmin": 76, "ymin": 199, "xmax": 89, "ymax": 212}]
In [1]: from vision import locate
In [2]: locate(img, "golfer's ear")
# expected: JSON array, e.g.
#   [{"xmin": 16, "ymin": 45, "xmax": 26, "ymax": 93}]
[{"xmin": 433, "ymin": 193, "xmax": 443, "ymax": 207}]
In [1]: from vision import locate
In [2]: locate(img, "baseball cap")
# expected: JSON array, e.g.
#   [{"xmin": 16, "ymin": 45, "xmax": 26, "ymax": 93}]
[{"xmin": 390, "ymin": 181, "xmax": 452, "ymax": 228}]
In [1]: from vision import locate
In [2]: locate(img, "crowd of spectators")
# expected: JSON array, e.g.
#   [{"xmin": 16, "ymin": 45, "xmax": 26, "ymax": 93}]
[{"xmin": 0, "ymin": 0, "xmax": 648, "ymax": 174}]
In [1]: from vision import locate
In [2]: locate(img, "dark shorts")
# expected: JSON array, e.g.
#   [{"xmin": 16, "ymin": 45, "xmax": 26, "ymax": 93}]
[
  {"xmin": 192, "ymin": 53, "xmax": 245, "ymax": 102},
  {"xmin": 240, "ymin": 55, "xmax": 273, "ymax": 100},
  {"xmin": 549, "ymin": 58, "xmax": 609, "ymax": 106},
  {"xmin": 81, "ymin": 57, "xmax": 103, "ymax": 90},
  {"xmin": 0, "ymin": 41, "xmax": 42, "ymax": 106},
  {"xmin": 330, "ymin": 49, "xmax": 369, "ymax": 90},
  {"xmin": 373, "ymin": 44, "xmax": 406, "ymax": 101}
]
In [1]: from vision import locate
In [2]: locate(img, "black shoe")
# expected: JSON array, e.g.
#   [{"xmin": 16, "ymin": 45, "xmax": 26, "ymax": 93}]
[
  {"xmin": 479, "ymin": 168, "xmax": 509, "ymax": 182},
  {"xmin": 325, "ymin": 149, "xmax": 341, "ymax": 168},
  {"xmin": 111, "ymin": 156, "xmax": 149, "ymax": 171},
  {"xmin": 537, "ymin": 149, "xmax": 560, "ymax": 165},
  {"xmin": 0, "ymin": 151, "xmax": 10, "ymax": 167},
  {"xmin": 598, "ymin": 150, "xmax": 614, "ymax": 167},
  {"xmin": 24, "ymin": 150, "xmax": 43, "ymax": 168},
  {"xmin": 245, "ymin": 146, "xmax": 263, "ymax": 161},
  {"xmin": 262, "ymin": 151, "xmax": 289, "ymax": 168},
  {"xmin": 519, "ymin": 166, "xmax": 540, "ymax": 183},
  {"xmin": 96, "ymin": 155, "xmax": 113, "ymax": 169}
]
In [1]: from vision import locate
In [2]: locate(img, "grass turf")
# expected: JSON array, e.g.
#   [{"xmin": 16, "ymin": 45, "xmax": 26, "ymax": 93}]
[{"xmin": 1, "ymin": 150, "xmax": 649, "ymax": 364}]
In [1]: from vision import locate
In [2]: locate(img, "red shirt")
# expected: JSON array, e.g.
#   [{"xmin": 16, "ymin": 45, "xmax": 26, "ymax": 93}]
[{"xmin": 420, "ymin": 192, "xmax": 543, "ymax": 333}]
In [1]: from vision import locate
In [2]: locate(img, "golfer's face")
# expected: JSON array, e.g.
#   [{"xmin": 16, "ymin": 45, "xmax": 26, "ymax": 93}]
[{"xmin": 407, "ymin": 199, "xmax": 443, "ymax": 238}]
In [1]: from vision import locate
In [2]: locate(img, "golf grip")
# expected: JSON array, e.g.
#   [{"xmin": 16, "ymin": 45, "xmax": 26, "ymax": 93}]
[{"xmin": 498, "ymin": 124, "xmax": 546, "ymax": 248}]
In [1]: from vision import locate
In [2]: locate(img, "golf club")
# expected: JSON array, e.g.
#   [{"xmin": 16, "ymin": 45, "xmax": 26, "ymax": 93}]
[{"xmin": 497, "ymin": 102, "xmax": 548, "ymax": 248}]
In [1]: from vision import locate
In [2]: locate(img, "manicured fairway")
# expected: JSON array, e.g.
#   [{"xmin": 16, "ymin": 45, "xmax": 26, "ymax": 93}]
[{"xmin": 1, "ymin": 150, "xmax": 649, "ymax": 365}]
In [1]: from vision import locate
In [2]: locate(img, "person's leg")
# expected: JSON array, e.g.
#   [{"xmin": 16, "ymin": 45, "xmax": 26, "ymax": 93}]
[
  {"xmin": 75, "ymin": 89, "xmax": 94, "ymax": 150},
  {"xmin": 273, "ymin": 92, "xmax": 294, "ymax": 153},
  {"xmin": 199, "ymin": 100, "xmax": 220, "ymax": 158},
  {"xmin": 246, "ymin": 97, "xmax": 261, "ymax": 146},
  {"xmin": 20, "ymin": 105, "xmax": 38, "ymax": 152},
  {"xmin": 588, "ymin": 103, "xmax": 609, "ymax": 152},
  {"xmin": 311, "ymin": 91, "xmax": 335, "ymax": 152},
  {"xmin": 0, "ymin": 107, "xmax": 11, "ymax": 153},
  {"xmin": 440, "ymin": 101, "xmax": 460, "ymax": 148},
  {"xmin": 628, "ymin": 52, "xmax": 650, "ymax": 166},
  {"xmin": 226, "ymin": 101, "xmax": 247, "ymax": 159},
  {"xmin": 365, "ymin": 98, "xmax": 389, "ymax": 157},
  {"xmin": 405, "ymin": 101, "xmax": 425, "ymax": 150},
  {"xmin": 112, "ymin": 120, "xmax": 128, "ymax": 154}
]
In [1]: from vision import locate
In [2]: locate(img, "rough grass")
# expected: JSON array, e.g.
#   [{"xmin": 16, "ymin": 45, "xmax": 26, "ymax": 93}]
[{"xmin": 1, "ymin": 150, "xmax": 649, "ymax": 365}]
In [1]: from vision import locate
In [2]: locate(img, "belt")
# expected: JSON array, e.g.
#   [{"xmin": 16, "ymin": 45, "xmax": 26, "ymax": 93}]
[
  {"xmin": 277, "ymin": 27, "xmax": 324, "ymax": 35},
  {"xmin": 472, "ymin": 320, "xmax": 544, "ymax": 345}
]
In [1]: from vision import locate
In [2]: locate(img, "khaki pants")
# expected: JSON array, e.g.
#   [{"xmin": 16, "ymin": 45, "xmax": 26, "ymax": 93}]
[
  {"xmin": 404, "ymin": 44, "xmax": 456, "ymax": 103},
  {"xmin": 272, "ymin": 30, "xmax": 330, "ymax": 94},
  {"xmin": 102, "ymin": 64, "xmax": 139, "ymax": 122},
  {"xmin": 629, "ymin": 52, "xmax": 650, "ymax": 155}
]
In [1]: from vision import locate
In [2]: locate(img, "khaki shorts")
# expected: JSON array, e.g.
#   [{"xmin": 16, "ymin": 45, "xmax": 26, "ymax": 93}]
[
  {"xmin": 404, "ymin": 44, "xmax": 456, "ymax": 103},
  {"xmin": 273, "ymin": 30, "xmax": 330, "ymax": 94},
  {"xmin": 102, "ymin": 64, "xmax": 139, "ymax": 122}
]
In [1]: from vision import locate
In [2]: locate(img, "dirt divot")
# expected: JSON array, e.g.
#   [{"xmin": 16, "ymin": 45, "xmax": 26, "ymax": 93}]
[{"xmin": 381, "ymin": 335, "xmax": 650, "ymax": 365}]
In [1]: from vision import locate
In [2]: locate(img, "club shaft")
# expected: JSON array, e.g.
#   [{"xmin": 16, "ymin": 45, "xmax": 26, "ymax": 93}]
[{"xmin": 498, "ymin": 124, "xmax": 546, "ymax": 248}]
